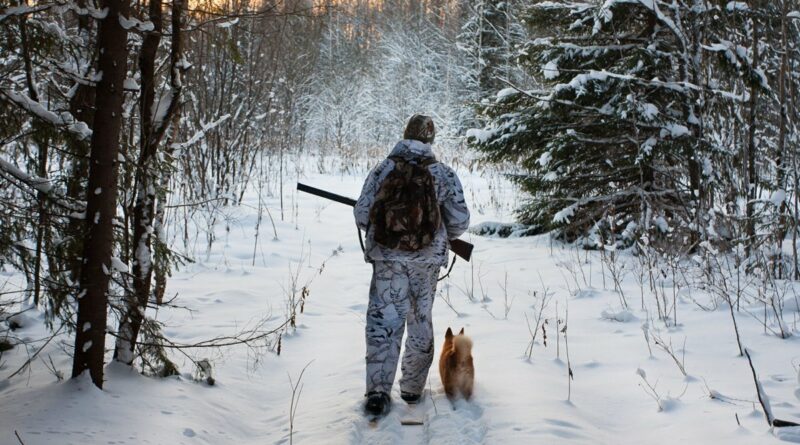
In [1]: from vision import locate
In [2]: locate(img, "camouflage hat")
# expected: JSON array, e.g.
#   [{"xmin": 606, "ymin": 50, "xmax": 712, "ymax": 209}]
[{"xmin": 403, "ymin": 114, "xmax": 435, "ymax": 144}]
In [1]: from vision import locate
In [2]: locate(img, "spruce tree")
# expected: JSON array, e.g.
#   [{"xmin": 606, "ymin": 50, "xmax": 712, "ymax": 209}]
[{"xmin": 469, "ymin": 1, "xmax": 754, "ymax": 246}]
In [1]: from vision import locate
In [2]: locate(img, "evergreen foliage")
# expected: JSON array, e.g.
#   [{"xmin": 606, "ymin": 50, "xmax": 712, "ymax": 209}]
[
  {"xmin": 470, "ymin": 0, "xmax": 798, "ymax": 255},
  {"xmin": 458, "ymin": 0, "xmax": 528, "ymax": 95}
]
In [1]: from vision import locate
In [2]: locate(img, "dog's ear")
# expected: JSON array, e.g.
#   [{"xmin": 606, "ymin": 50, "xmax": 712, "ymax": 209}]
[
  {"xmin": 445, "ymin": 327, "xmax": 453, "ymax": 338},
  {"xmin": 458, "ymin": 327, "xmax": 465, "ymax": 336}
]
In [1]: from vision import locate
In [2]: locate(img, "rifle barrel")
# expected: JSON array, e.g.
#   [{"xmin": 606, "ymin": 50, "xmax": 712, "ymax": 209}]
[{"xmin": 297, "ymin": 183, "xmax": 356, "ymax": 207}]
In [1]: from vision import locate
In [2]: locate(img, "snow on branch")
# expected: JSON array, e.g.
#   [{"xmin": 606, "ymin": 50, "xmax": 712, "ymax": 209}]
[
  {"xmin": 0, "ymin": 157, "xmax": 52, "ymax": 195},
  {"xmin": 726, "ymin": 2, "xmax": 749, "ymax": 12},
  {"xmin": 552, "ymin": 186, "xmax": 682, "ymax": 224},
  {"xmin": 553, "ymin": 69, "xmax": 747, "ymax": 102},
  {"xmin": 595, "ymin": 1, "xmax": 687, "ymax": 51},
  {"xmin": 151, "ymin": 92, "xmax": 175, "ymax": 129},
  {"xmin": 703, "ymin": 41, "xmax": 770, "ymax": 91},
  {"xmin": 119, "ymin": 15, "xmax": 155, "ymax": 32},
  {"xmin": 0, "ymin": 155, "xmax": 86, "ymax": 213},
  {"xmin": 170, "ymin": 114, "xmax": 231, "ymax": 151},
  {"xmin": 59, "ymin": 2, "xmax": 109, "ymax": 19},
  {"xmin": 0, "ymin": 88, "xmax": 92, "ymax": 140},
  {"xmin": 532, "ymin": 2, "xmax": 594, "ymax": 13},
  {"xmin": 0, "ymin": 4, "xmax": 53, "ymax": 22}
]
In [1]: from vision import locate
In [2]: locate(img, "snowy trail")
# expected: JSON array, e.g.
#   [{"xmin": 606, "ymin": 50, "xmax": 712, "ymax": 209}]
[
  {"xmin": 349, "ymin": 392, "xmax": 488, "ymax": 445},
  {"xmin": 1, "ymin": 170, "xmax": 799, "ymax": 444},
  {"xmin": 423, "ymin": 398, "xmax": 488, "ymax": 444}
]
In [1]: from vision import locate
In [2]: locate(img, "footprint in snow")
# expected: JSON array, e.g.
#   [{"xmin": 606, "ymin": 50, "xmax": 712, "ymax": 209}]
[
  {"xmin": 348, "ymin": 392, "xmax": 489, "ymax": 444},
  {"xmin": 425, "ymin": 396, "xmax": 488, "ymax": 444}
]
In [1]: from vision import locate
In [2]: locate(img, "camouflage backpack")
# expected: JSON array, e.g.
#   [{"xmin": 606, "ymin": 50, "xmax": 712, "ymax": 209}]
[{"xmin": 369, "ymin": 156, "xmax": 441, "ymax": 251}]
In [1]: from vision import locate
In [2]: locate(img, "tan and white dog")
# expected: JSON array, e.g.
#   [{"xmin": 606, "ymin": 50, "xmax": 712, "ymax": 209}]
[{"xmin": 439, "ymin": 327, "xmax": 474, "ymax": 400}]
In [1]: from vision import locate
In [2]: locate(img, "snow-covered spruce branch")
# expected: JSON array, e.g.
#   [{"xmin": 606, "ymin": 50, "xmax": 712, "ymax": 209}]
[
  {"xmin": 558, "ymin": 69, "xmax": 747, "ymax": 102},
  {"xmin": 184, "ymin": 4, "xmax": 323, "ymax": 32},
  {"xmin": 597, "ymin": 0, "xmax": 688, "ymax": 52},
  {"xmin": 0, "ymin": 3, "xmax": 57, "ymax": 23},
  {"xmin": 59, "ymin": 1, "xmax": 110, "ymax": 19},
  {"xmin": 498, "ymin": 67, "xmax": 748, "ymax": 105},
  {"xmin": 0, "ymin": 156, "xmax": 86, "ymax": 213},
  {"xmin": 0, "ymin": 88, "xmax": 92, "ymax": 141},
  {"xmin": 548, "ymin": 187, "xmax": 687, "ymax": 232}
]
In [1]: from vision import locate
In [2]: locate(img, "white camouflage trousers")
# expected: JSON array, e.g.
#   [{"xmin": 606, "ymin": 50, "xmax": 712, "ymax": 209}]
[{"xmin": 365, "ymin": 260, "xmax": 439, "ymax": 396}]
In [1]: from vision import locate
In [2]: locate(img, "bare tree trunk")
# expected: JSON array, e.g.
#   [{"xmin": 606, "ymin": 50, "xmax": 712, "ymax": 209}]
[
  {"xmin": 60, "ymin": 2, "xmax": 96, "ymax": 309},
  {"xmin": 114, "ymin": 0, "xmax": 185, "ymax": 364},
  {"xmin": 793, "ymin": 56, "xmax": 799, "ymax": 280},
  {"xmin": 19, "ymin": 13, "xmax": 49, "ymax": 306},
  {"xmin": 774, "ymin": 0, "xmax": 790, "ymax": 278},
  {"xmin": 33, "ymin": 137, "xmax": 49, "ymax": 306},
  {"xmin": 745, "ymin": 9, "xmax": 760, "ymax": 254},
  {"xmin": 113, "ymin": 0, "xmax": 164, "ymax": 366},
  {"xmin": 65, "ymin": 55, "xmax": 95, "ymax": 282},
  {"xmin": 72, "ymin": 0, "xmax": 130, "ymax": 388}
]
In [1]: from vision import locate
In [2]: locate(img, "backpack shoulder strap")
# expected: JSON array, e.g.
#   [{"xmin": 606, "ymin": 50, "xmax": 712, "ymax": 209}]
[
  {"xmin": 388, "ymin": 155, "xmax": 437, "ymax": 167},
  {"xmin": 420, "ymin": 157, "xmax": 438, "ymax": 167}
]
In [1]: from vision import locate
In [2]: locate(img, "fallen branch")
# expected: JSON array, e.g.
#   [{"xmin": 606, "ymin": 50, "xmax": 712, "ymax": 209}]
[{"xmin": 744, "ymin": 348, "xmax": 799, "ymax": 428}]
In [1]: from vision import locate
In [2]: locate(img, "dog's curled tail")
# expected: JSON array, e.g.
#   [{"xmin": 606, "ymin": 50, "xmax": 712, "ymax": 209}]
[{"xmin": 453, "ymin": 335, "xmax": 472, "ymax": 356}]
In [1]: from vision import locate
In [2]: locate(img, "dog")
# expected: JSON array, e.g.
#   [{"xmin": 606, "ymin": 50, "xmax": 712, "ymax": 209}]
[{"xmin": 439, "ymin": 327, "xmax": 474, "ymax": 401}]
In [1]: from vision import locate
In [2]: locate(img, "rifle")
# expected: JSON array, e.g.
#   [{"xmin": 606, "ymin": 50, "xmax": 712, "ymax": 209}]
[{"xmin": 297, "ymin": 183, "xmax": 473, "ymax": 262}]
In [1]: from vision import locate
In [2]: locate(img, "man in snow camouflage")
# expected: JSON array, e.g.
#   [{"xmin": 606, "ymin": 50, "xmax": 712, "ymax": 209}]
[{"xmin": 354, "ymin": 114, "xmax": 470, "ymax": 417}]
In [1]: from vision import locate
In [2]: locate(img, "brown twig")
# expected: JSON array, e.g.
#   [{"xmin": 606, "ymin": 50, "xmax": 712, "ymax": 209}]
[{"xmin": 744, "ymin": 348, "xmax": 799, "ymax": 428}]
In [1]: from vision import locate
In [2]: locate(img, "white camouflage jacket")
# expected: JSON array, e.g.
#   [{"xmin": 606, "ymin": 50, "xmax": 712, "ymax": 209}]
[{"xmin": 354, "ymin": 139, "xmax": 470, "ymax": 266}]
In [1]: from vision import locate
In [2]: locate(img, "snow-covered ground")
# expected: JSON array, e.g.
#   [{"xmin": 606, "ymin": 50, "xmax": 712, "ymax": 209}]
[{"xmin": 1, "ymin": 164, "xmax": 799, "ymax": 444}]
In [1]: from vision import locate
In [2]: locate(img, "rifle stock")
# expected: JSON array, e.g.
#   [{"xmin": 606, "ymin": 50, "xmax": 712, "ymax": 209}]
[
  {"xmin": 297, "ymin": 182, "xmax": 473, "ymax": 262},
  {"xmin": 447, "ymin": 238, "xmax": 474, "ymax": 262}
]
